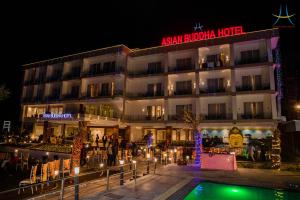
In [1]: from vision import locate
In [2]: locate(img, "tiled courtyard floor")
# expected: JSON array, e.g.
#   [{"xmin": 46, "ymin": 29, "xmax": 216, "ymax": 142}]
[{"xmin": 66, "ymin": 164, "xmax": 300, "ymax": 200}]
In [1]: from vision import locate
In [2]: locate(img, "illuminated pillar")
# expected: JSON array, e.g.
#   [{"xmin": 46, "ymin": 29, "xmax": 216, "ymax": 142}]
[
  {"xmin": 269, "ymin": 65, "xmax": 275, "ymax": 90},
  {"xmin": 232, "ymin": 96, "xmax": 237, "ymax": 120},
  {"xmin": 271, "ymin": 93, "xmax": 278, "ymax": 119},
  {"xmin": 266, "ymin": 39, "xmax": 273, "ymax": 62}
]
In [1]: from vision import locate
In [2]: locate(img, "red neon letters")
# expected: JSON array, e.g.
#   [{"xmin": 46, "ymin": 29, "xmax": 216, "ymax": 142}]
[{"xmin": 161, "ymin": 26, "xmax": 244, "ymax": 46}]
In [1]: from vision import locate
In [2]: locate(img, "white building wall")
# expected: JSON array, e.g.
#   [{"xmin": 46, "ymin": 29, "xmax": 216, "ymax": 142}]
[
  {"xmin": 234, "ymin": 39, "xmax": 267, "ymax": 63},
  {"xmin": 235, "ymin": 66, "xmax": 270, "ymax": 87},
  {"xmin": 199, "ymin": 96, "xmax": 233, "ymax": 115},
  {"xmin": 236, "ymin": 94, "xmax": 272, "ymax": 114}
]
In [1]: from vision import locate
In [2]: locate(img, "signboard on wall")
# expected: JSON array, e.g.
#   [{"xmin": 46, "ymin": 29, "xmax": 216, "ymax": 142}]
[{"xmin": 42, "ymin": 113, "xmax": 73, "ymax": 120}]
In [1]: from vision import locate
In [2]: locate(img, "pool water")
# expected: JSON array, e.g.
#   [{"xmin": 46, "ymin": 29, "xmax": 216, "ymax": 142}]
[{"xmin": 184, "ymin": 182, "xmax": 300, "ymax": 200}]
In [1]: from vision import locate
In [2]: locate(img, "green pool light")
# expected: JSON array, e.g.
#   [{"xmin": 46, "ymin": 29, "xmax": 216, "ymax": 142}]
[{"xmin": 231, "ymin": 189, "xmax": 239, "ymax": 193}]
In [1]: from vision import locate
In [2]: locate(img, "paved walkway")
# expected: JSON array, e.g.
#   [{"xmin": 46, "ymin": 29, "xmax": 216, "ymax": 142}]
[{"xmin": 62, "ymin": 164, "xmax": 300, "ymax": 200}]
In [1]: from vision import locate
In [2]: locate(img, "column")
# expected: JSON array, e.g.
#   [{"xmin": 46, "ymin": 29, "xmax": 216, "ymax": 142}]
[
  {"xmin": 231, "ymin": 69, "xmax": 236, "ymax": 92},
  {"xmin": 195, "ymin": 98, "xmax": 201, "ymax": 120},
  {"xmin": 269, "ymin": 65, "xmax": 275, "ymax": 90},
  {"xmin": 195, "ymin": 72, "xmax": 200, "ymax": 95},
  {"xmin": 164, "ymin": 100, "xmax": 169, "ymax": 121},
  {"xmin": 266, "ymin": 39, "xmax": 273, "ymax": 62},
  {"xmin": 232, "ymin": 96, "xmax": 237, "ymax": 120},
  {"xmin": 230, "ymin": 44, "xmax": 235, "ymax": 66},
  {"xmin": 271, "ymin": 94, "xmax": 278, "ymax": 119}
]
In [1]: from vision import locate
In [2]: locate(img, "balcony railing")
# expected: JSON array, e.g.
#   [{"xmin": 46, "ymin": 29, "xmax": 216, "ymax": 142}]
[
  {"xmin": 200, "ymin": 60, "xmax": 229, "ymax": 70},
  {"xmin": 61, "ymin": 93, "xmax": 79, "ymax": 100},
  {"xmin": 200, "ymin": 87, "xmax": 227, "ymax": 94},
  {"xmin": 45, "ymin": 94, "xmax": 60, "ymax": 101},
  {"xmin": 168, "ymin": 65, "xmax": 194, "ymax": 72},
  {"xmin": 236, "ymin": 85, "xmax": 270, "ymax": 92},
  {"xmin": 82, "ymin": 66, "xmax": 124, "ymax": 77},
  {"xmin": 126, "ymin": 90, "xmax": 164, "ymax": 98},
  {"xmin": 235, "ymin": 56, "xmax": 268, "ymax": 65},
  {"xmin": 124, "ymin": 115, "xmax": 164, "ymax": 121},
  {"xmin": 128, "ymin": 68, "xmax": 164, "ymax": 77},
  {"xmin": 237, "ymin": 113, "xmax": 272, "ymax": 120},
  {"xmin": 168, "ymin": 114, "xmax": 195, "ymax": 121},
  {"xmin": 172, "ymin": 89, "xmax": 194, "ymax": 96},
  {"xmin": 83, "ymin": 90, "xmax": 123, "ymax": 99},
  {"xmin": 46, "ymin": 74, "xmax": 62, "ymax": 82},
  {"xmin": 200, "ymin": 113, "xmax": 232, "ymax": 120}
]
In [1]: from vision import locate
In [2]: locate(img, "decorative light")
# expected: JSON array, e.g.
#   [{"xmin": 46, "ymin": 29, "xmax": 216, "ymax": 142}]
[
  {"xmin": 154, "ymin": 158, "xmax": 157, "ymax": 162},
  {"xmin": 15, "ymin": 149, "xmax": 18, "ymax": 153},
  {"xmin": 146, "ymin": 153, "xmax": 150, "ymax": 159},
  {"xmin": 55, "ymin": 170, "xmax": 59, "ymax": 176},
  {"xmin": 70, "ymin": 145, "xmax": 73, "ymax": 148},
  {"xmin": 46, "ymin": 152, "xmax": 49, "ymax": 155},
  {"xmin": 170, "ymin": 150, "xmax": 173, "ymax": 153},
  {"xmin": 132, "ymin": 160, "xmax": 137, "ymax": 164},
  {"xmin": 186, "ymin": 155, "xmax": 190, "ymax": 160},
  {"xmin": 226, "ymin": 55, "xmax": 230, "ymax": 62},
  {"xmin": 295, "ymin": 104, "xmax": 300, "ymax": 110},
  {"xmin": 74, "ymin": 167, "xmax": 80, "ymax": 175},
  {"xmin": 174, "ymin": 149, "xmax": 177, "ymax": 153},
  {"xmin": 99, "ymin": 163, "xmax": 104, "ymax": 168},
  {"xmin": 86, "ymin": 155, "xmax": 90, "ymax": 159},
  {"xmin": 142, "ymin": 108, "xmax": 145, "ymax": 112},
  {"xmin": 227, "ymin": 80, "xmax": 231, "ymax": 87},
  {"xmin": 168, "ymin": 157, "xmax": 172, "ymax": 161},
  {"xmin": 119, "ymin": 160, "xmax": 125, "ymax": 165}
]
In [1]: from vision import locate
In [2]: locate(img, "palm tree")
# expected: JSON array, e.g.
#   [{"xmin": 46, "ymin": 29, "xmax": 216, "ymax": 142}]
[{"xmin": 0, "ymin": 85, "xmax": 10, "ymax": 101}]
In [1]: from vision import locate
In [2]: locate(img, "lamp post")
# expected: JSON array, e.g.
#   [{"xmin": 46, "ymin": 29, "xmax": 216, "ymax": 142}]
[
  {"xmin": 146, "ymin": 153, "xmax": 150, "ymax": 174},
  {"xmin": 74, "ymin": 167, "xmax": 80, "ymax": 200},
  {"xmin": 186, "ymin": 155, "xmax": 190, "ymax": 165},
  {"xmin": 119, "ymin": 160, "xmax": 124, "ymax": 185},
  {"xmin": 132, "ymin": 160, "xmax": 137, "ymax": 183}
]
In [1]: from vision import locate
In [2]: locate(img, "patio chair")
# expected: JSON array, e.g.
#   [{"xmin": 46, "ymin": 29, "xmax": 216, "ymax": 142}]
[
  {"xmin": 18, "ymin": 165, "xmax": 38, "ymax": 194},
  {"xmin": 62, "ymin": 159, "xmax": 71, "ymax": 177}
]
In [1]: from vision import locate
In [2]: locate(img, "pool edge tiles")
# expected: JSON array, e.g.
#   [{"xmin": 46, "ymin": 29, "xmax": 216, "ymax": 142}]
[{"xmin": 166, "ymin": 178, "xmax": 202, "ymax": 200}]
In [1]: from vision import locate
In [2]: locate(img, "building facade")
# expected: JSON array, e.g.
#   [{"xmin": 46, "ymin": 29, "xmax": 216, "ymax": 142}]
[{"xmin": 21, "ymin": 28, "xmax": 281, "ymax": 147}]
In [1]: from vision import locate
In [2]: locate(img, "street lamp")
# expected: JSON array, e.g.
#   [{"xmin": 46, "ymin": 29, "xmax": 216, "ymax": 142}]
[
  {"xmin": 74, "ymin": 167, "xmax": 80, "ymax": 200},
  {"xmin": 132, "ymin": 160, "xmax": 137, "ymax": 181},
  {"xmin": 154, "ymin": 158, "xmax": 157, "ymax": 174}
]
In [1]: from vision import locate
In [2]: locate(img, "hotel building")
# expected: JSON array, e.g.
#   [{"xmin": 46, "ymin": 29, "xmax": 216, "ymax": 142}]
[{"xmin": 21, "ymin": 28, "xmax": 282, "ymax": 147}]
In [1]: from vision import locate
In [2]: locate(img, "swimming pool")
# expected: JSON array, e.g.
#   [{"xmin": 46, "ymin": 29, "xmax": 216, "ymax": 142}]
[{"xmin": 184, "ymin": 182, "xmax": 300, "ymax": 200}]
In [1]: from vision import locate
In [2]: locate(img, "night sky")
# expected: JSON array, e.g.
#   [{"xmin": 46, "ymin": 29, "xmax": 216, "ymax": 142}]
[{"xmin": 0, "ymin": 0, "xmax": 298, "ymax": 127}]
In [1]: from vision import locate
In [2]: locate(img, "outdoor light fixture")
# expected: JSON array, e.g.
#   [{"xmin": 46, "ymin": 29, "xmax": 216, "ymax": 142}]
[
  {"xmin": 55, "ymin": 170, "xmax": 59, "ymax": 176},
  {"xmin": 99, "ymin": 163, "xmax": 104, "ymax": 168},
  {"xmin": 85, "ymin": 144, "xmax": 89, "ymax": 148},
  {"xmin": 46, "ymin": 152, "xmax": 49, "ymax": 155},
  {"xmin": 186, "ymin": 156, "xmax": 190, "ymax": 160},
  {"xmin": 74, "ymin": 167, "xmax": 80, "ymax": 175},
  {"xmin": 170, "ymin": 150, "xmax": 173, "ymax": 153},
  {"xmin": 132, "ymin": 160, "xmax": 137, "ymax": 164},
  {"xmin": 164, "ymin": 153, "xmax": 167, "ymax": 157},
  {"xmin": 15, "ymin": 149, "xmax": 18, "ymax": 153},
  {"xmin": 70, "ymin": 145, "xmax": 73, "ymax": 148},
  {"xmin": 174, "ymin": 149, "xmax": 177, "ymax": 153},
  {"xmin": 154, "ymin": 158, "xmax": 157, "ymax": 162},
  {"xmin": 296, "ymin": 104, "xmax": 300, "ymax": 110},
  {"xmin": 169, "ymin": 157, "xmax": 172, "ymax": 161},
  {"xmin": 146, "ymin": 153, "xmax": 150, "ymax": 159},
  {"xmin": 86, "ymin": 155, "xmax": 90, "ymax": 159},
  {"xmin": 119, "ymin": 160, "xmax": 125, "ymax": 165}
]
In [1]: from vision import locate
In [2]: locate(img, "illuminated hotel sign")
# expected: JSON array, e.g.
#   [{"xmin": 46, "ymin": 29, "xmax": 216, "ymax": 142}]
[
  {"xmin": 42, "ymin": 113, "xmax": 73, "ymax": 119},
  {"xmin": 161, "ymin": 26, "xmax": 245, "ymax": 46}
]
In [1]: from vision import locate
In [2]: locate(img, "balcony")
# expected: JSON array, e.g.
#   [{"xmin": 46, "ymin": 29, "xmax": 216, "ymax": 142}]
[
  {"xmin": 168, "ymin": 65, "xmax": 194, "ymax": 73},
  {"xmin": 82, "ymin": 66, "xmax": 124, "ymax": 77},
  {"xmin": 61, "ymin": 92, "xmax": 79, "ymax": 100},
  {"xmin": 200, "ymin": 87, "xmax": 226, "ymax": 94},
  {"xmin": 124, "ymin": 115, "xmax": 164, "ymax": 121},
  {"xmin": 46, "ymin": 74, "xmax": 62, "ymax": 82},
  {"xmin": 45, "ymin": 94, "xmax": 60, "ymax": 101},
  {"xmin": 236, "ymin": 84, "xmax": 270, "ymax": 92},
  {"xmin": 127, "ymin": 90, "xmax": 164, "ymax": 98},
  {"xmin": 200, "ymin": 113, "xmax": 232, "ymax": 120},
  {"xmin": 63, "ymin": 67, "xmax": 81, "ymax": 80},
  {"xmin": 168, "ymin": 114, "xmax": 195, "ymax": 121},
  {"xmin": 83, "ymin": 90, "xmax": 123, "ymax": 99},
  {"xmin": 200, "ymin": 60, "xmax": 229, "ymax": 70},
  {"xmin": 235, "ymin": 56, "xmax": 268, "ymax": 65},
  {"xmin": 128, "ymin": 68, "xmax": 164, "ymax": 77},
  {"xmin": 237, "ymin": 113, "xmax": 272, "ymax": 120},
  {"xmin": 171, "ymin": 89, "xmax": 194, "ymax": 96}
]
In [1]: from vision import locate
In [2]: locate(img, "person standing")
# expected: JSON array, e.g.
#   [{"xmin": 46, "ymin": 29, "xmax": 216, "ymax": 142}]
[
  {"xmin": 95, "ymin": 134, "xmax": 99, "ymax": 147},
  {"xmin": 102, "ymin": 134, "xmax": 107, "ymax": 148},
  {"xmin": 249, "ymin": 144, "xmax": 255, "ymax": 162}
]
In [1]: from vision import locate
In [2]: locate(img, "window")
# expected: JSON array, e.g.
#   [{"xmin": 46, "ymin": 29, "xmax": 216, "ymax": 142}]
[
  {"xmin": 208, "ymin": 103, "xmax": 226, "ymax": 118},
  {"xmin": 176, "ymin": 104, "xmax": 192, "ymax": 116},
  {"xmin": 50, "ymin": 106, "xmax": 63, "ymax": 114},
  {"xmin": 70, "ymin": 85, "xmax": 79, "ymax": 96},
  {"xmin": 242, "ymin": 75, "xmax": 262, "ymax": 90},
  {"xmin": 101, "ymin": 83, "xmax": 110, "ymax": 96},
  {"xmin": 26, "ymin": 106, "xmax": 46, "ymax": 117},
  {"xmin": 90, "ymin": 63, "xmax": 102, "ymax": 74},
  {"xmin": 146, "ymin": 105, "xmax": 163, "ymax": 119},
  {"xmin": 176, "ymin": 58, "xmax": 192, "ymax": 70},
  {"xmin": 207, "ymin": 78, "xmax": 224, "ymax": 92},
  {"xmin": 244, "ymin": 102, "xmax": 264, "ymax": 117},
  {"xmin": 206, "ymin": 54, "xmax": 223, "ymax": 68},
  {"xmin": 87, "ymin": 83, "xmax": 99, "ymax": 97},
  {"xmin": 176, "ymin": 81, "xmax": 192, "ymax": 94},
  {"xmin": 148, "ymin": 62, "xmax": 162, "ymax": 73},
  {"xmin": 147, "ymin": 83, "xmax": 163, "ymax": 96},
  {"xmin": 240, "ymin": 49, "xmax": 260, "ymax": 64}
]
